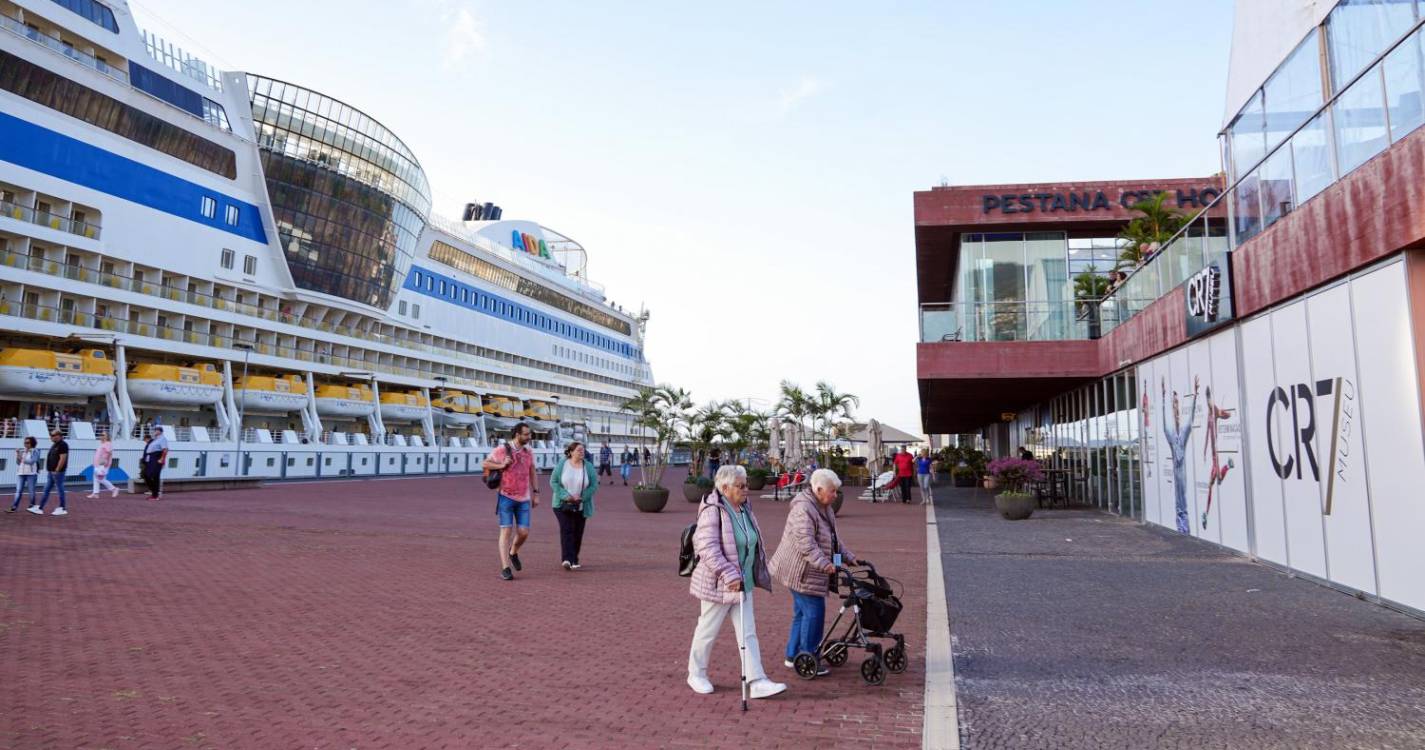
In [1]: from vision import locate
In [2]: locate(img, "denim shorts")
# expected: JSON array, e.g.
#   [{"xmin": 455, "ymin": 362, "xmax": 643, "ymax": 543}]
[{"xmin": 497, "ymin": 493, "xmax": 532, "ymax": 528}]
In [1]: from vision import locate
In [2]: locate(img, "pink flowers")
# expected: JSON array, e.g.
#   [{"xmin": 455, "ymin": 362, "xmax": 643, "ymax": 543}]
[{"xmin": 987, "ymin": 457, "xmax": 1043, "ymax": 494}]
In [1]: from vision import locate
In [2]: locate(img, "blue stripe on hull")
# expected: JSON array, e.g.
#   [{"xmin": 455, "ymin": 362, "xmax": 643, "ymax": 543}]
[{"xmin": 0, "ymin": 110, "xmax": 267, "ymax": 243}]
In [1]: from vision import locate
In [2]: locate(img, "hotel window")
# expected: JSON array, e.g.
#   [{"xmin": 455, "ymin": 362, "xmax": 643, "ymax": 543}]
[
  {"xmin": 225, "ymin": 205, "xmax": 239, "ymax": 226},
  {"xmin": 243, "ymin": 255, "xmax": 256, "ymax": 275},
  {"xmin": 220, "ymin": 248, "xmax": 234, "ymax": 269},
  {"xmin": 201, "ymin": 196, "xmax": 217, "ymax": 219}
]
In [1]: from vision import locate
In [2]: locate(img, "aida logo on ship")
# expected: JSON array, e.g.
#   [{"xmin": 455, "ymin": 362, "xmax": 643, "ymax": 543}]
[{"xmin": 512, "ymin": 230, "xmax": 552, "ymax": 259}]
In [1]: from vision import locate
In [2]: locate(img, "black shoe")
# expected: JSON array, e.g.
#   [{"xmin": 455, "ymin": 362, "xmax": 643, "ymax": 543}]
[
  {"xmin": 500, "ymin": 567, "xmax": 514, "ymax": 581},
  {"xmin": 510, "ymin": 553, "xmax": 522, "ymax": 572}
]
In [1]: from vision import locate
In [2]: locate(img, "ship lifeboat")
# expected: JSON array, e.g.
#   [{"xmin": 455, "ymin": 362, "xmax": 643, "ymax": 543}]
[
  {"xmin": 315, "ymin": 384, "xmax": 375, "ymax": 418},
  {"xmin": 235, "ymin": 374, "xmax": 309, "ymax": 413},
  {"xmin": 127, "ymin": 362, "xmax": 223, "ymax": 406},
  {"xmin": 0, "ymin": 347, "xmax": 115, "ymax": 397},
  {"xmin": 432, "ymin": 391, "xmax": 482, "ymax": 427},
  {"xmin": 379, "ymin": 390, "xmax": 429, "ymax": 422},
  {"xmin": 482, "ymin": 394, "xmax": 524, "ymax": 429},
  {"xmin": 524, "ymin": 399, "xmax": 560, "ymax": 431}
]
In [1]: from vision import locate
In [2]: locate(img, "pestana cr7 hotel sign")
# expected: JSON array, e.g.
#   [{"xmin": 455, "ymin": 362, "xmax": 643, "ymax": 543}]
[{"xmin": 981, "ymin": 187, "xmax": 1221, "ymax": 215}]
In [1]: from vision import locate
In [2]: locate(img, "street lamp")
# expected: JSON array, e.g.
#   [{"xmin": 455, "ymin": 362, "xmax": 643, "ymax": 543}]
[{"xmin": 232, "ymin": 342, "xmax": 252, "ymax": 476}]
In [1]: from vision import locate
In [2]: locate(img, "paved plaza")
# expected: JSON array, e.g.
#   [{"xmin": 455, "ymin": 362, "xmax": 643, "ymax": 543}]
[
  {"xmin": 0, "ymin": 473, "xmax": 928, "ymax": 749},
  {"xmin": 935, "ymin": 487, "xmax": 1425, "ymax": 750}
]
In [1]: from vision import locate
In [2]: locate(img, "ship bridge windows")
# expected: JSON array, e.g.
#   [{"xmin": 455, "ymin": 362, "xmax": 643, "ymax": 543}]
[{"xmin": 48, "ymin": 0, "xmax": 118, "ymax": 33}]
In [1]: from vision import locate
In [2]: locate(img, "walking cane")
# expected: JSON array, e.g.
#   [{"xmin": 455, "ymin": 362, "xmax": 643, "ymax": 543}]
[{"xmin": 739, "ymin": 590, "xmax": 749, "ymax": 712}]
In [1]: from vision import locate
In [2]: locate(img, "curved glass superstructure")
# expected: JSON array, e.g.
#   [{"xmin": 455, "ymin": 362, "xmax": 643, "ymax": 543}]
[{"xmin": 245, "ymin": 75, "xmax": 432, "ymax": 309}]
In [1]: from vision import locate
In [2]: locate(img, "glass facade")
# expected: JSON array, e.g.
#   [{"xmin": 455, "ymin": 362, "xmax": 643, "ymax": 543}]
[
  {"xmin": 49, "ymin": 0, "xmax": 118, "ymax": 33},
  {"xmin": 0, "ymin": 50, "xmax": 237, "ymax": 178},
  {"xmin": 1018, "ymin": 368, "xmax": 1142, "ymax": 518},
  {"xmin": 246, "ymin": 75, "xmax": 432, "ymax": 310},
  {"xmin": 428, "ymin": 241, "xmax": 632, "ymax": 335}
]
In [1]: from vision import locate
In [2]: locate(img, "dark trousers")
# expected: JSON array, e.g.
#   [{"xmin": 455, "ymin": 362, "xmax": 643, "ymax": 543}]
[
  {"xmin": 899, "ymin": 476, "xmax": 912, "ymax": 502},
  {"xmin": 38, "ymin": 470, "xmax": 66, "ymax": 510},
  {"xmin": 554, "ymin": 507, "xmax": 587, "ymax": 565},
  {"xmin": 142, "ymin": 458, "xmax": 163, "ymax": 498},
  {"xmin": 598, "ymin": 463, "xmax": 612, "ymax": 477}
]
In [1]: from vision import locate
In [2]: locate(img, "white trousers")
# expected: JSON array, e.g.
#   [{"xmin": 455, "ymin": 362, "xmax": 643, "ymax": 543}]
[
  {"xmin": 688, "ymin": 591, "xmax": 767, "ymax": 682},
  {"xmin": 92, "ymin": 472, "xmax": 116, "ymax": 494}
]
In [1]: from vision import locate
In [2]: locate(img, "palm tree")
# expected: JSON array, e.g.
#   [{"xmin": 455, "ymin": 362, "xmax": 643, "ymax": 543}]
[
  {"xmin": 619, "ymin": 384, "xmax": 691, "ymax": 489},
  {"xmin": 686, "ymin": 401, "xmax": 727, "ymax": 479},
  {"xmin": 812, "ymin": 381, "xmax": 859, "ymax": 464},
  {"xmin": 1117, "ymin": 192, "xmax": 1193, "ymax": 269}
]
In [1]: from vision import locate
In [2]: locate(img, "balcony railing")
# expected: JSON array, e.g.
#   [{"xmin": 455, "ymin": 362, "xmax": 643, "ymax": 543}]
[
  {"xmin": 0, "ymin": 199, "xmax": 103, "ymax": 240},
  {"xmin": 0, "ymin": 10, "xmax": 128, "ymax": 85},
  {"xmin": 141, "ymin": 30, "xmax": 222, "ymax": 92},
  {"xmin": 1099, "ymin": 18, "xmax": 1425, "ymax": 335},
  {"xmin": 920, "ymin": 300, "xmax": 1096, "ymax": 343}
]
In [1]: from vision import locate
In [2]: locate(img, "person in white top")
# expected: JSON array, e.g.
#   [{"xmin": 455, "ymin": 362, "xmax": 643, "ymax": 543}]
[
  {"xmin": 8, "ymin": 437, "xmax": 39, "ymax": 513},
  {"xmin": 550, "ymin": 441, "xmax": 599, "ymax": 570}
]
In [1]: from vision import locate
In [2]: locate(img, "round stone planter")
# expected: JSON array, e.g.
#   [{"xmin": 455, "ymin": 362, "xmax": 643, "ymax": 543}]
[
  {"xmin": 633, "ymin": 487, "xmax": 670, "ymax": 513},
  {"xmin": 994, "ymin": 492, "xmax": 1035, "ymax": 520},
  {"xmin": 747, "ymin": 475, "xmax": 767, "ymax": 491},
  {"xmin": 682, "ymin": 483, "xmax": 706, "ymax": 503}
]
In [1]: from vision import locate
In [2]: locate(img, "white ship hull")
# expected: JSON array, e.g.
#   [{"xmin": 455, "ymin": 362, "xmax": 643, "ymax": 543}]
[
  {"xmin": 127, "ymin": 380, "xmax": 224, "ymax": 406},
  {"xmin": 316, "ymin": 398, "xmax": 375, "ymax": 418},
  {"xmin": 0, "ymin": 367, "xmax": 115, "ymax": 398}
]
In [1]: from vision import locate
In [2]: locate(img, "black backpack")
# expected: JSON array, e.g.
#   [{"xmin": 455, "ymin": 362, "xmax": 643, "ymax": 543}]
[{"xmin": 678, "ymin": 495, "xmax": 722, "ymax": 577}]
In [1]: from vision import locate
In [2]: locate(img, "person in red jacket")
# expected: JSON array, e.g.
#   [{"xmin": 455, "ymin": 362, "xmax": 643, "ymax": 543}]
[{"xmin": 893, "ymin": 448, "xmax": 915, "ymax": 504}]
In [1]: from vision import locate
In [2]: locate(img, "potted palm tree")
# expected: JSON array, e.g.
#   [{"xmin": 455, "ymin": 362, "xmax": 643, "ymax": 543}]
[
  {"xmin": 987, "ymin": 457, "xmax": 1043, "ymax": 520},
  {"xmin": 1117, "ymin": 192, "xmax": 1193, "ymax": 269},
  {"xmin": 620, "ymin": 385, "xmax": 692, "ymax": 513}
]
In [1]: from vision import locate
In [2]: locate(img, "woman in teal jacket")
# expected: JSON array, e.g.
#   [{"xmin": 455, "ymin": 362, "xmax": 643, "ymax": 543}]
[{"xmin": 551, "ymin": 441, "xmax": 599, "ymax": 570}]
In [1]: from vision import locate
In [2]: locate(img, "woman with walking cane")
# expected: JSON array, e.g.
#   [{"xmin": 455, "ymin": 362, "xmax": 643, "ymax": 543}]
[{"xmin": 685, "ymin": 465, "xmax": 786, "ymax": 700}]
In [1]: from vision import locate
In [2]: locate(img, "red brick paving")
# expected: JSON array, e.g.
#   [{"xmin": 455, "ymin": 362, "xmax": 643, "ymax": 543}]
[{"xmin": 0, "ymin": 471, "xmax": 927, "ymax": 749}]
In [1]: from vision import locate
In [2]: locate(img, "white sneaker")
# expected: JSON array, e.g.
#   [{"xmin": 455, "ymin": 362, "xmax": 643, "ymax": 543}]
[
  {"xmin": 748, "ymin": 679, "xmax": 787, "ymax": 699},
  {"xmin": 85, "ymin": 493, "xmax": 97, "ymax": 499},
  {"xmin": 570, "ymin": 564, "xmax": 582, "ymax": 570},
  {"xmin": 26, "ymin": 506, "xmax": 42, "ymax": 515},
  {"xmin": 783, "ymin": 659, "xmax": 795, "ymax": 668},
  {"xmin": 111, "ymin": 488, "xmax": 119, "ymax": 498},
  {"xmin": 686, "ymin": 674, "xmax": 714, "ymax": 695},
  {"xmin": 51, "ymin": 507, "xmax": 68, "ymax": 516}
]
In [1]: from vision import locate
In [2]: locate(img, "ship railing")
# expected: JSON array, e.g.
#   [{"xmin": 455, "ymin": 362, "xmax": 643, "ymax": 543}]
[
  {"xmin": 426, "ymin": 214, "xmax": 609, "ymax": 301},
  {"xmin": 131, "ymin": 424, "xmax": 193, "ymax": 442},
  {"xmin": 0, "ymin": 199, "xmax": 103, "ymax": 240},
  {"xmin": 140, "ymin": 30, "xmax": 223, "ymax": 92},
  {"xmin": 0, "ymin": 9, "xmax": 129, "ymax": 86}
]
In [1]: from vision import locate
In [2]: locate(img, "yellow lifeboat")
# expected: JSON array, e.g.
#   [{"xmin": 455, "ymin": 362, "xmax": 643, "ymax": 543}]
[
  {"xmin": 235, "ymin": 374, "xmax": 309, "ymax": 413},
  {"xmin": 379, "ymin": 390, "xmax": 429, "ymax": 422},
  {"xmin": 127, "ymin": 362, "xmax": 223, "ymax": 406},
  {"xmin": 432, "ymin": 390, "xmax": 482, "ymax": 427},
  {"xmin": 314, "ymin": 383, "xmax": 375, "ymax": 418},
  {"xmin": 0, "ymin": 347, "xmax": 115, "ymax": 397},
  {"xmin": 524, "ymin": 399, "xmax": 559, "ymax": 431},
  {"xmin": 483, "ymin": 393, "xmax": 525, "ymax": 429}
]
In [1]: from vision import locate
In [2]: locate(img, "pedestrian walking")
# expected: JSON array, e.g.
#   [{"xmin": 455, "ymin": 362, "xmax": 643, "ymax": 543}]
[
  {"xmin": 769, "ymin": 469, "xmax": 859, "ymax": 674},
  {"xmin": 892, "ymin": 447, "xmax": 914, "ymax": 504},
  {"xmin": 551, "ymin": 441, "xmax": 598, "ymax": 570},
  {"xmin": 619, "ymin": 448, "xmax": 632, "ymax": 486},
  {"xmin": 8, "ymin": 437, "xmax": 39, "ymax": 513},
  {"xmin": 643, "ymin": 446, "xmax": 651, "ymax": 465},
  {"xmin": 31, "ymin": 430, "xmax": 70, "ymax": 516},
  {"xmin": 686, "ymin": 465, "xmax": 787, "ymax": 699},
  {"xmin": 597, "ymin": 441, "xmax": 613, "ymax": 484},
  {"xmin": 141, "ymin": 426, "xmax": 169, "ymax": 500},
  {"xmin": 482, "ymin": 423, "xmax": 539, "ymax": 581},
  {"xmin": 87, "ymin": 432, "xmax": 118, "ymax": 498},
  {"xmin": 915, "ymin": 449, "xmax": 935, "ymax": 505},
  {"xmin": 708, "ymin": 447, "xmax": 722, "ymax": 479}
]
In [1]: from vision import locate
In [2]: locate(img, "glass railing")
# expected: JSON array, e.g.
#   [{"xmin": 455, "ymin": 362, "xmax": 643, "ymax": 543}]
[
  {"xmin": 140, "ymin": 30, "xmax": 223, "ymax": 92},
  {"xmin": 0, "ymin": 10, "xmax": 128, "ymax": 84},
  {"xmin": 1100, "ymin": 19, "xmax": 1425, "ymax": 334},
  {"xmin": 0, "ymin": 199, "xmax": 103, "ymax": 239},
  {"xmin": 920, "ymin": 300, "xmax": 1096, "ymax": 342}
]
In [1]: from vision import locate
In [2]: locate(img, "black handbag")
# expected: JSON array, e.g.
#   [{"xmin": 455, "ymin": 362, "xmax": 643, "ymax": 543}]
[{"xmin": 485, "ymin": 442, "xmax": 507, "ymax": 490}]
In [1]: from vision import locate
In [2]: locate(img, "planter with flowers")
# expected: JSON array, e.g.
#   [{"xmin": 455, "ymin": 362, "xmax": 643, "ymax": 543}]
[{"xmin": 987, "ymin": 457, "xmax": 1043, "ymax": 520}]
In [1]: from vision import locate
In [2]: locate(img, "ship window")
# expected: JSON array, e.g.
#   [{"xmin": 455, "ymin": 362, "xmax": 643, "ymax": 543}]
[
  {"xmin": 425, "ymin": 277, "xmax": 434, "ymax": 291},
  {"xmin": 49, "ymin": 0, "xmax": 119, "ymax": 33},
  {"xmin": 201, "ymin": 196, "xmax": 217, "ymax": 218},
  {"xmin": 439, "ymin": 280, "xmax": 446, "ymax": 295},
  {"xmin": 225, "ymin": 205, "xmax": 239, "ymax": 226},
  {"xmin": 243, "ymin": 255, "xmax": 257, "ymax": 275},
  {"xmin": 220, "ymin": 248, "xmax": 234, "ymax": 269},
  {"xmin": 399, "ymin": 300, "xmax": 407, "ymax": 315},
  {"xmin": 413, "ymin": 304, "xmax": 421, "ymax": 319}
]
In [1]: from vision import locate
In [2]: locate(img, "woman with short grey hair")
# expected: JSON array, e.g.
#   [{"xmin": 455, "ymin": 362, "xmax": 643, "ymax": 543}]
[
  {"xmin": 769, "ymin": 468, "xmax": 860, "ymax": 673},
  {"xmin": 685, "ymin": 464, "xmax": 786, "ymax": 699}
]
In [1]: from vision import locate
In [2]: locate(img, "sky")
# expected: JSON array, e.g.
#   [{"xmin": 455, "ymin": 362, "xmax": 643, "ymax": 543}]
[{"xmin": 129, "ymin": 0, "xmax": 1235, "ymax": 434}]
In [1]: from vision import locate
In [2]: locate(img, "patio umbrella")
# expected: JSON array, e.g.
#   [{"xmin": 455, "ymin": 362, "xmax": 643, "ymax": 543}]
[
  {"xmin": 767, "ymin": 417, "xmax": 781, "ymax": 464},
  {"xmin": 783, "ymin": 421, "xmax": 802, "ymax": 469},
  {"xmin": 867, "ymin": 419, "xmax": 883, "ymax": 475}
]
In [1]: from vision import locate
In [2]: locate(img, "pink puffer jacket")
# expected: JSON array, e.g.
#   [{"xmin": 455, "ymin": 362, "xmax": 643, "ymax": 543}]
[
  {"xmin": 688, "ymin": 493, "xmax": 772, "ymax": 605},
  {"xmin": 769, "ymin": 489, "xmax": 855, "ymax": 597}
]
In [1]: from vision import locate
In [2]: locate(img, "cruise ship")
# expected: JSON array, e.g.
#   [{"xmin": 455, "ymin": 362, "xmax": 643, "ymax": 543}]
[{"xmin": 0, "ymin": 0, "xmax": 654, "ymax": 484}]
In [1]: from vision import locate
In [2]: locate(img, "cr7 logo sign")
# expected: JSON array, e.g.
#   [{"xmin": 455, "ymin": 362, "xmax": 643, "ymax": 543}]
[{"xmin": 1265, "ymin": 376, "xmax": 1357, "ymax": 514}]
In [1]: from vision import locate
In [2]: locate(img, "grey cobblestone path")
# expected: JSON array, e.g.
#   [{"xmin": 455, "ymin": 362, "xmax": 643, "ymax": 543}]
[{"xmin": 934, "ymin": 487, "xmax": 1425, "ymax": 750}]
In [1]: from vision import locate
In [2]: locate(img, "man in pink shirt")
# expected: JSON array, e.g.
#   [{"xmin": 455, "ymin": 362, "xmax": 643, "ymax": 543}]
[{"xmin": 483, "ymin": 423, "xmax": 540, "ymax": 581}]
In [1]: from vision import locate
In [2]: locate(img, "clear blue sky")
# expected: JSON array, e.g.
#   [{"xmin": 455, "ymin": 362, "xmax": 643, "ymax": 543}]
[{"xmin": 131, "ymin": 0, "xmax": 1235, "ymax": 433}]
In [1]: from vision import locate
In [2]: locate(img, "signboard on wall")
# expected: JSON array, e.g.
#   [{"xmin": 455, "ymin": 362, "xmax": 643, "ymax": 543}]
[{"xmin": 1185, "ymin": 252, "xmax": 1234, "ymax": 338}]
